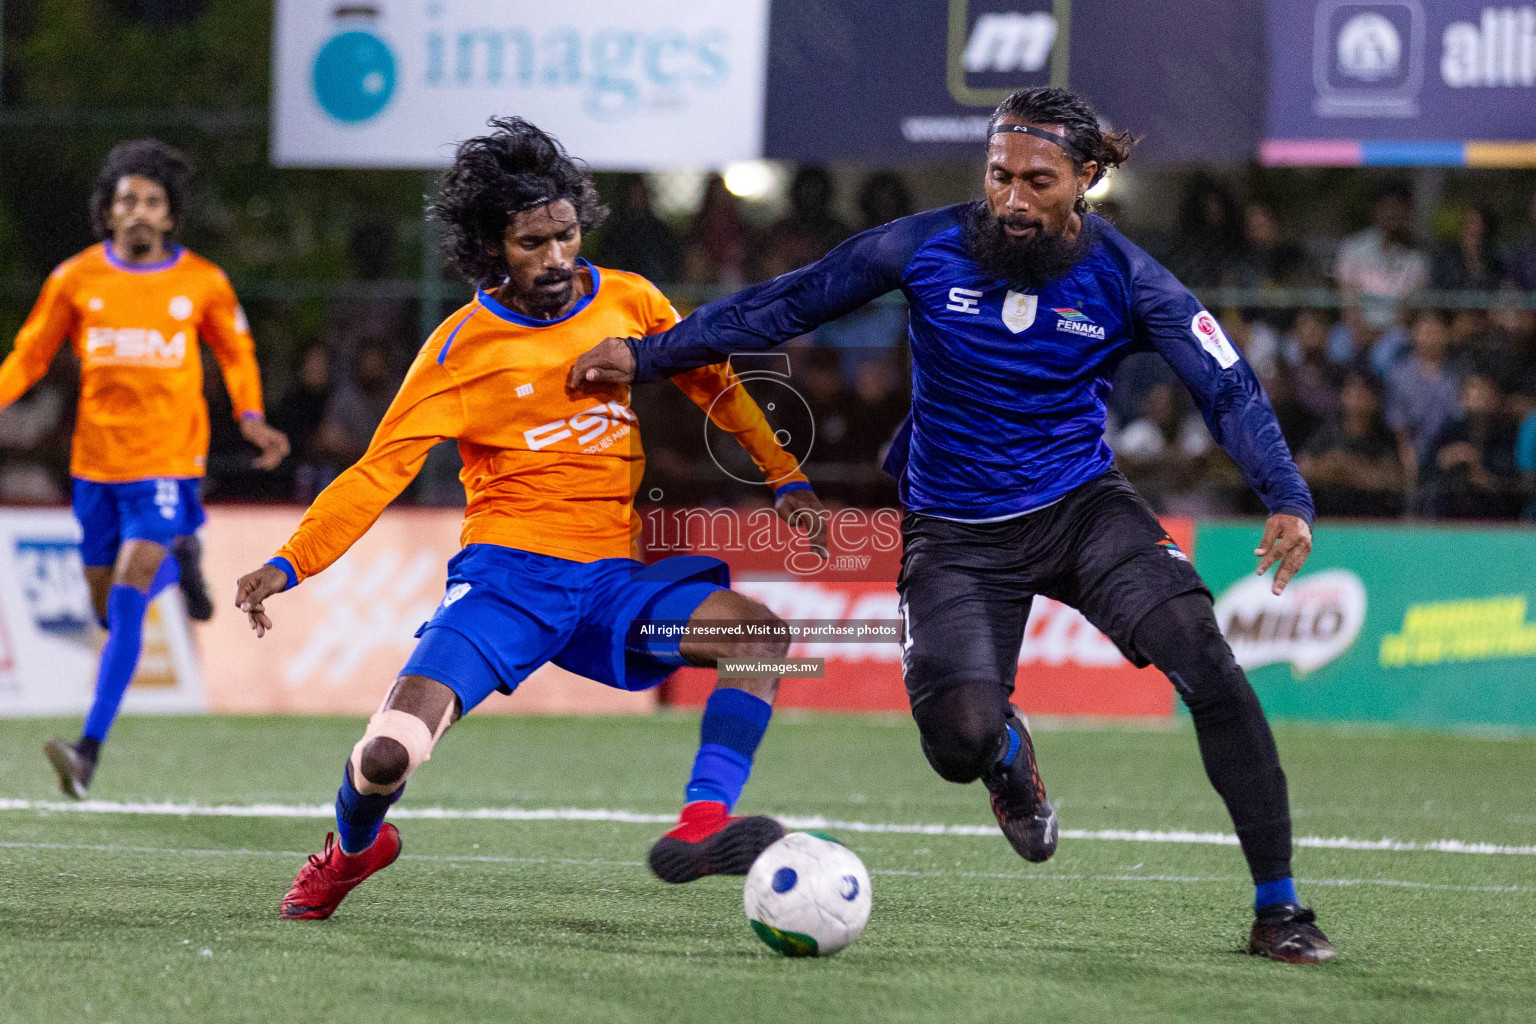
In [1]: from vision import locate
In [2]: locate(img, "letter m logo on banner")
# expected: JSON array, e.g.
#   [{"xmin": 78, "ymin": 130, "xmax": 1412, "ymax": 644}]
[{"xmin": 946, "ymin": 0, "xmax": 1067, "ymax": 105}]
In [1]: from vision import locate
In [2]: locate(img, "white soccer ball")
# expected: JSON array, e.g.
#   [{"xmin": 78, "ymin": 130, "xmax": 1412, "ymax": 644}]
[{"xmin": 744, "ymin": 831, "xmax": 872, "ymax": 957}]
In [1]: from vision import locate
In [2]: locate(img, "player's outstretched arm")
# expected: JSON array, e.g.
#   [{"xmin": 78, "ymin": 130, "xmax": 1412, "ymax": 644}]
[
  {"xmin": 261, "ymin": 352, "xmax": 466, "ymax": 592},
  {"xmin": 202, "ymin": 272, "xmax": 292, "ymax": 470},
  {"xmin": 1117, "ymin": 237, "xmax": 1316, "ymax": 595},
  {"xmin": 569, "ymin": 211, "xmax": 941, "ymax": 391},
  {"xmin": 0, "ymin": 268, "xmax": 76, "ymax": 411},
  {"xmin": 234, "ymin": 563, "xmax": 287, "ymax": 637}
]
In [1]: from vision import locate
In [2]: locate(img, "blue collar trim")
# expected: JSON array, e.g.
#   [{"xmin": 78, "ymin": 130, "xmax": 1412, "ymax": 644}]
[
  {"xmin": 476, "ymin": 260, "xmax": 600, "ymax": 327},
  {"xmin": 104, "ymin": 241, "xmax": 184, "ymax": 273}
]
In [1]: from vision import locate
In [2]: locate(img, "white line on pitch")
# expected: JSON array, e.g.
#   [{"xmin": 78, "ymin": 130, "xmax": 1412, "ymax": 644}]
[
  {"xmin": 0, "ymin": 840, "xmax": 1526, "ymax": 895},
  {"xmin": 2, "ymin": 797, "xmax": 1534, "ymax": 856}
]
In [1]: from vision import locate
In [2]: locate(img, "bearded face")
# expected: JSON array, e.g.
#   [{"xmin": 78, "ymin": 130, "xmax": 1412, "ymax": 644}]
[{"xmin": 961, "ymin": 200, "xmax": 1095, "ymax": 290}]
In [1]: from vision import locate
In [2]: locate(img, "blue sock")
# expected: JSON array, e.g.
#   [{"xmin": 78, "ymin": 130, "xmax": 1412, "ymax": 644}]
[
  {"xmin": 82, "ymin": 584, "xmax": 149, "ymax": 744},
  {"xmin": 91, "ymin": 556, "xmax": 176, "ymax": 630},
  {"xmin": 1255, "ymin": 877, "xmax": 1298, "ymax": 911},
  {"xmin": 147, "ymin": 555, "xmax": 180, "ymax": 600},
  {"xmin": 684, "ymin": 688, "xmax": 773, "ymax": 810},
  {"xmin": 335, "ymin": 762, "xmax": 403, "ymax": 854}
]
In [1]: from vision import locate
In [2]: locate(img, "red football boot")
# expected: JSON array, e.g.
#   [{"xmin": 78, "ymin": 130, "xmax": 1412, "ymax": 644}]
[
  {"xmin": 280, "ymin": 824, "xmax": 402, "ymax": 920},
  {"xmin": 648, "ymin": 800, "xmax": 785, "ymax": 884}
]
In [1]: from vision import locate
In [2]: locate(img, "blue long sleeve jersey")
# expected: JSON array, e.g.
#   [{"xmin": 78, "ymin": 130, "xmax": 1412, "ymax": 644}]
[{"xmin": 630, "ymin": 205, "xmax": 1314, "ymax": 523}]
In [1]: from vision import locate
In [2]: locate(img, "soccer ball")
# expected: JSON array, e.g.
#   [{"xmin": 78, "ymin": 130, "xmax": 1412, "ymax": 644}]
[{"xmin": 744, "ymin": 831, "xmax": 872, "ymax": 957}]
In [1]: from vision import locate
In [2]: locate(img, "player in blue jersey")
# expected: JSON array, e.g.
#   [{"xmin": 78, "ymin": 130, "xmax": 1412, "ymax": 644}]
[{"xmin": 571, "ymin": 88, "xmax": 1334, "ymax": 963}]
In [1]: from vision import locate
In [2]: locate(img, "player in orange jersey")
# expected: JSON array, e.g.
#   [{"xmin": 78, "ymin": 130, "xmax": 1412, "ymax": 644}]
[
  {"xmin": 233, "ymin": 119, "xmax": 828, "ymax": 920},
  {"xmin": 0, "ymin": 140, "xmax": 290, "ymax": 796}
]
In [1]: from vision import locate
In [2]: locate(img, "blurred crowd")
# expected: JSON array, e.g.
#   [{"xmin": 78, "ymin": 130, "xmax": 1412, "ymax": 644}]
[
  {"xmin": 1112, "ymin": 179, "xmax": 1536, "ymax": 522},
  {"xmin": 2, "ymin": 168, "xmax": 1535, "ymax": 521}
]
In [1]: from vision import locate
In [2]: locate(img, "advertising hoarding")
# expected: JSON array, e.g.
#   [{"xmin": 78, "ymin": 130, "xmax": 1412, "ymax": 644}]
[
  {"xmin": 657, "ymin": 507, "xmax": 1188, "ymax": 717},
  {"xmin": 272, "ymin": 0, "xmax": 771, "ymax": 169},
  {"xmin": 1264, "ymin": 1, "xmax": 1536, "ymax": 166},
  {"xmin": 0, "ymin": 509, "xmax": 202, "ymax": 718},
  {"xmin": 196, "ymin": 507, "xmax": 656, "ymax": 715},
  {"xmin": 1198, "ymin": 520, "xmax": 1536, "ymax": 727}
]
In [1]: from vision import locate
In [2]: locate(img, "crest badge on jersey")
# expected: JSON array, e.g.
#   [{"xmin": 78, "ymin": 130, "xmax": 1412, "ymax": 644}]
[{"xmin": 1001, "ymin": 291, "xmax": 1038, "ymax": 334}]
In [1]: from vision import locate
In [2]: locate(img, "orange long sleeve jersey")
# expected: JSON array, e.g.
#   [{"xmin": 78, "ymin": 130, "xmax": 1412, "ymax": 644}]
[
  {"xmin": 0, "ymin": 244, "xmax": 265, "ymax": 482},
  {"xmin": 272, "ymin": 265, "xmax": 807, "ymax": 581}
]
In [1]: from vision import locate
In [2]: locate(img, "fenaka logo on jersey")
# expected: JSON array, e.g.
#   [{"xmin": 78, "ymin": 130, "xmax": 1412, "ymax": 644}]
[
  {"xmin": 1001, "ymin": 290, "xmax": 1037, "ymax": 333},
  {"xmin": 84, "ymin": 327, "xmax": 187, "ymax": 367},
  {"xmin": 1192, "ymin": 311, "xmax": 1240, "ymax": 369},
  {"xmin": 1053, "ymin": 306, "xmax": 1105, "ymax": 340},
  {"xmin": 1214, "ymin": 569, "xmax": 1367, "ymax": 674},
  {"xmin": 524, "ymin": 402, "xmax": 638, "ymax": 454}
]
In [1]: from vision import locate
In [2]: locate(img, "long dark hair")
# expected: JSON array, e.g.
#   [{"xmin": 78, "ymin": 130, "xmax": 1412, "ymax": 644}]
[
  {"xmin": 988, "ymin": 87, "xmax": 1136, "ymax": 215},
  {"xmin": 89, "ymin": 139, "xmax": 192, "ymax": 240},
  {"xmin": 430, "ymin": 117, "xmax": 609, "ymax": 287}
]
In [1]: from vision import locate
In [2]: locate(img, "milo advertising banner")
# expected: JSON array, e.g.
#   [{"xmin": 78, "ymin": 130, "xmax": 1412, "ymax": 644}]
[{"xmin": 1198, "ymin": 521, "xmax": 1536, "ymax": 728}]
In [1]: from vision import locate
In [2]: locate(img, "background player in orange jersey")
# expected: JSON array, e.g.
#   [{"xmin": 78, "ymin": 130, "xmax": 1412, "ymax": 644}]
[
  {"xmin": 0, "ymin": 140, "xmax": 290, "ymax": 797},
  {"xmin": 233, "ymin": 119, "xmax": 829, "ymax": 921}
]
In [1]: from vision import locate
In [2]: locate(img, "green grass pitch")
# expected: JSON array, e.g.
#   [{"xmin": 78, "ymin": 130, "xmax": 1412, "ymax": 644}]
[{"xmin": 0, "ymin": 713, "xmax": 1533, "ymax": 1023}]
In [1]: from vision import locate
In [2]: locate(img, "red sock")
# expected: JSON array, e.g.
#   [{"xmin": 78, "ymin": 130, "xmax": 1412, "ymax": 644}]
[{"xmin": 664, "ymin": 800, "xmax": 730, "ymax": 842}]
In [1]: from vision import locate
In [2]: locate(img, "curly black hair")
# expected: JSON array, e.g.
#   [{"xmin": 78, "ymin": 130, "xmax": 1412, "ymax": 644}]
[
  {"xmin": 988, "ymin": 87, "xmax": 1137, "ymax": 214},
  {"xmin": 430, "ymin": 117, "xmax": 609, "ymax": 287},
  {"xmin": 89, "ymin": 139, "xmax": 193, "ymax": 240}
]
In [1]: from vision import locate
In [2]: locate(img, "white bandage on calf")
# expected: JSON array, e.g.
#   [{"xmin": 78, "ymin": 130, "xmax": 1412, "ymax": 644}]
[{"xmin": 349, "ymin": 704, "xmax": 453, "ymax": 795}]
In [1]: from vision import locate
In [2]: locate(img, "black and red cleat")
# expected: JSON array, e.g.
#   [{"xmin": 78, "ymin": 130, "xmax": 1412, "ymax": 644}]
[
  {"xmin": 648, "ymin": 800, "xmax": 785, "ymax": 884},
  {"xmin": 1249, "ymin": 903, "xmax": 1337, "ymax": 964},
  {"xmin": 982, "ymin": 707, "xmax": 1058, "ymax": 863},
  {"xmin": 280, "ymin": 823, "xmax": 402, "ymax": 920}
]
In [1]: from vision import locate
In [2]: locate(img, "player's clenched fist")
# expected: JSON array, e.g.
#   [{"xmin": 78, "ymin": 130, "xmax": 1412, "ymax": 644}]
[
  {"xmin": 234, "ymin": 563, "xmax": 289, "ymax": 637},
  {"xmin": 567, "ymin": 336, "xmax": 637, "ymax": 391}
]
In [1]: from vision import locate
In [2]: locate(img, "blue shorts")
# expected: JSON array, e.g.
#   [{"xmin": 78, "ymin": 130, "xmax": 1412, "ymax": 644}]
[
  {"xmin": 71, "ymin": 477, "xmax": 206, "ymax": 568},
  {"xmin": 401, "ymin": 544, "xmax": 729, "ymax": 715}
]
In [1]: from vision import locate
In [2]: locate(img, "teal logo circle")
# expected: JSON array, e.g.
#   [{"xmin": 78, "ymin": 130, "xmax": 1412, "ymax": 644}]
[{"xmin": 312, "ymin": 30, "xmax": 396, "ymax": 123}]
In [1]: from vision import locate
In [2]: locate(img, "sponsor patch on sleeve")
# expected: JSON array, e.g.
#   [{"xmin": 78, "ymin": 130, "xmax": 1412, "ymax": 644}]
[{"xmin": 1191, "ymin": 310, "xmax": 1239, "ymax": 369}]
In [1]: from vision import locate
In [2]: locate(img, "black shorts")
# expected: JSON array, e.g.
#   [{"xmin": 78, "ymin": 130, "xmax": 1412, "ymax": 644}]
[{"xmin": 896, "ymin": 469, "xmax": 1208, "ymax": 711}]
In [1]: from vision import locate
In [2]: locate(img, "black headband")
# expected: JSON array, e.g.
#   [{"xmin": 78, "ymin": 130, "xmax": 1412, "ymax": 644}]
[{"xmin": 989, "ymin": 123, "xmax": 1086, "ymax": 163}]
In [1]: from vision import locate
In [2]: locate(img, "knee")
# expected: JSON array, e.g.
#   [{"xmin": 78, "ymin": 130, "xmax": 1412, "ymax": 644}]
[
  {"xmin": 1162, "ymin": 631, "xmax": 1256, "ymax": 724},
  {"xmin": 913, "ymin": 685, "xmax": 1008, "ymax": 784},
  {"xmin": 712, "ymin": 607, "xmax": 791, "ymax": 662},
  {"xmin": 682, "ymin": 594, "xmax": 791, "ymax": 665},
  {"xmin": 1135, "ymin": 594, "xmax": 1247, "ymax": 707},
  {"xmin": 920, "ymin": 726, "xmax": 999, "ymax": 783},
  {"xmin": 357, "ymin": 736, "xmax": 410, "ymax": 789},
  {"xmin": 741, "ymin": 609, "xmax": 792, "ymax": 661},
  {"xmin": 349, "ymin": 707, "xmax": 443, "ymax": 795}
]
